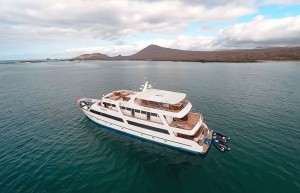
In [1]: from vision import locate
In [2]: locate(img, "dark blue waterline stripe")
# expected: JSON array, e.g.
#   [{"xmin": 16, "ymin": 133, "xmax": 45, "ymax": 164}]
[{"xmin": 86, "ymin": 114, "xmax": 198, "ymax": 154}]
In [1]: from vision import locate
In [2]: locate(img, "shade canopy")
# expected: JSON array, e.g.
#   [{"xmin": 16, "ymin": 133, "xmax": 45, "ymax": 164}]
[{"xmin": 136, "ymin": 89, "xmax": 186, "ymax": 105}]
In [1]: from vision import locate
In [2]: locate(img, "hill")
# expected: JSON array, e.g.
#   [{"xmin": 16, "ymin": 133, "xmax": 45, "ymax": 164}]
[
  {"xmin": 74, "ymin": 53, "xmax": 110, "ymax": 60},
  {"xmin": 72, "ymin": 44, "xmax": 300, "ymax": 62}
]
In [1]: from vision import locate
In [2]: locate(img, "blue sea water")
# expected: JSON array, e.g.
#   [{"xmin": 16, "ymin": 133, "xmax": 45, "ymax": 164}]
[{"xmin": 0, "ymin": 60, "xmax": 299, "ymax": 193}]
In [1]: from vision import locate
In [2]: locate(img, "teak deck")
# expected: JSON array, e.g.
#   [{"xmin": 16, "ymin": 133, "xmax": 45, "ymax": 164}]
[{"xmin": 171, "ymin": 112, "xmax": 202, "ymax": 130}]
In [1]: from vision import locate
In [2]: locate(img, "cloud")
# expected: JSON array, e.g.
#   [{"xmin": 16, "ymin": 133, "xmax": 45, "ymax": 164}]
[
  {"xmin": 66, "ymin": 39, "xmax": 175, "ymax": 56},
  {"xmin": 0, "ymin": 0, "xmax": 256, "ymax": 44},
  {"xmin": 170, "ymin": 36, "xmax": 216, "ymax": 50},
  {"xmin": 260, "ymin": 0, "xmax": 300, "ymax": 5},
  {"xmin": 66, "ymin": 36, "xmax": 217, "ymax": 56},
  {"xmin": 1, "ymin": 0, "xmax": 300, "ymax": 59},
  {"xmin": 66, "ymin": 14, "xmax": 300, "ymax": 56},
  {"xmin": 218, "ymin": 15, "xmax": 300, "ymax": 47}
]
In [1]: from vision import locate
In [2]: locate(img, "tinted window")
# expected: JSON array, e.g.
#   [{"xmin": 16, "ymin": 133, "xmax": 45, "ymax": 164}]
[
  {"xmin": 90, "ymin": 109, "xmax": 124, "ymax": 122},
  {"xmin": 127, "ymin": 121, "xmax": 169, "ymax": 134},
  {"xmin": 112, "ymin": 104, "xmax": 116, "ymax": 107},
  {"xmin": 141, "ymin": 111, "xmax": 146, "ymax": 114},
  {"xmin": 135, "ymin": 109, "xmax": 141, "ymax": 113},
  {"xmin": 126, "ymin": 108, "xmax": 132, "ymax": 111},
  {"xmin": 151, "ymin": 113, "xmax": 157, "ymax": 117}
]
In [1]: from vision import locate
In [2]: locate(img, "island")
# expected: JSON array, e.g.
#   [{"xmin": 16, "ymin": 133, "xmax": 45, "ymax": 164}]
[{"xmin": 71, "ymin": 44, "xmax": 300, "ymax": 62}]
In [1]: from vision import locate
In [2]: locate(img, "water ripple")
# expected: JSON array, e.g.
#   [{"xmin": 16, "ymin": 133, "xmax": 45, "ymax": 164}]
[{"xmin": 0, "ymin": 61, "xmax": 300, "ymax": 193}]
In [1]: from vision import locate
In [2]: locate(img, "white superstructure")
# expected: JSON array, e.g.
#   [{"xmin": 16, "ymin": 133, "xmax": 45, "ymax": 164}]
[{"xmin": 77, "ymin": 81, "xmax": 212, "ymax": 154}]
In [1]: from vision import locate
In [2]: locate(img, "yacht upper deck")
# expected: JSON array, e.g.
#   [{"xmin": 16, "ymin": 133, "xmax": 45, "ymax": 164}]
[
  {"xmin": 134, "ymin": 98, "xmax": 189, "ymax": 112},
  {"xmin": 103, "ymin": 86, "xmax": 191, "ymax": 116},
  {"xmin": 135, "ymin": 89, "xmax": 186, "ymax": 105},
  {"xmin": 171, "ymin": 112, "xmax": 203, "ymax": 130},
  {"xmin": 105, "ymin": 90, "xmax": 136, "ymax": 102},
  {"xmin": 134, "ymin": 88, "xmax": 189, "ymax": 112}
]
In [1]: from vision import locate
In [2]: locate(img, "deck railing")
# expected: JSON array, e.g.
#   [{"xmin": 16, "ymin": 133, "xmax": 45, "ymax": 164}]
[
  {"xmin": 135, "ymin": 99, "xmax": 189, "ymax": 112},
  {"xmin": 106, "ymin": 90, "xmax": 135, "ymax": 101},
  {"xmin": 171, "ymin": 112, "xmax": 203, "ymax": 130}
]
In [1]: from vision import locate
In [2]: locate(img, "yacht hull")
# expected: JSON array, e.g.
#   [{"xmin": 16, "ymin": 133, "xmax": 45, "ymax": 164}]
[{"xmin": 82, "ymin": 109, "xmax": 206, "ymax": 154}]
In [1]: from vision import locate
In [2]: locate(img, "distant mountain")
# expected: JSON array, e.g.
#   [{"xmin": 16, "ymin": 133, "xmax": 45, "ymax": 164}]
[
  {"xmin": 128, "ymin": 44, "xmax": 193, "ymax": 60},
  {"xmin": 74, "ymin": 53, "xmax": 110, "ymax": 60},
  {"xmin": 72, "ymin": 44, "xmax": 300, "ymax": 62}
]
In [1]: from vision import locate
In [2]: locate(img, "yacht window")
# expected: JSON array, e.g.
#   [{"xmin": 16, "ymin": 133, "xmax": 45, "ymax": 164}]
[
  {"xmin": 141, "ymin": 111, "xmax": 146, "ymax": 114},
  {"xmin": 151, "ymin": 113, "xmax": 158, "ymax": 117},
  {"xmin": 127, "ymin": 121, "xmax": 169, "ymax": 134},
  {"xmin": 126, "ymin": 107, "xmax": 132, "ymax": 111},
  {"xmin": 121, "ymin": 106, "xmax": 125, "ymax": 109},
  {"xmin": 135, "ymin": 109, "xmax": 141, "ymax": 113},
  {"xmin": 112, "ymin": 104, "xmax": 116, "ymax": 107},
  {"xmin": 103, "ymin": 102, "xmax": 107, "ymax": 108},
  {"xmin": 90, "ymin": 109, "xmax": 124, "ymax": 122}
]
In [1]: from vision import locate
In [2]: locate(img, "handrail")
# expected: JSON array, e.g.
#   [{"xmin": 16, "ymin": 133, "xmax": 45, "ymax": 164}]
[
  {"xmin": 170, "ymin": 112, "xmax": 202, "ymax": 131},
  {"xmin": 136, "ymin": 99, "xmax": 188, "ymax": 112}
]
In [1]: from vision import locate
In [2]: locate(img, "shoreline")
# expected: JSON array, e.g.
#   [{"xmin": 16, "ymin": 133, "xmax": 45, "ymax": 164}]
[
  {"xmin": 69, "ymin": 59, "xmax": 300, "ymax": 63},
  {"xmin": 1, "ymin": 59, "xmax": 300, "ymax": 64}
]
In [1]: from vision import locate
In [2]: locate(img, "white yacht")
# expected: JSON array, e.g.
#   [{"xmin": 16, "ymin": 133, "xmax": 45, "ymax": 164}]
[{"xmin": 77, "ymin": 81, "xmax": 212, "ymax": 154}]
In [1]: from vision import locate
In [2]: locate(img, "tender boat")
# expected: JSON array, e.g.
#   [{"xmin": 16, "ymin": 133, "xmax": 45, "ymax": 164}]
[
  {"xmin": 212, "ymin": 136, "xmax": 230, "ymax": 151},
  {"xmin": 214, "ymin": 134, "xmax": 228, "ymax": 143},
  {"xmin": 213, "ymin": 132, "xmax": 228, "ymax": 143},
  {"xmin": 77, "ymin": 81, "xmax": 212, "ymax": 154},
  {"xmin": 213, "ymin": 131, "xmax": 230, "ymax": 141},
  {"xmin": 212, "ymin": 137, "xmax": 226, "ymax": 152}
]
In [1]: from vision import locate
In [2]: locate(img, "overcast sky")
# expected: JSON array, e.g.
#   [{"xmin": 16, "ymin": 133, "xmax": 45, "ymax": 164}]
[{"xmin": 1, "ymin": 0, "xmax": 300, "ymax": 60}]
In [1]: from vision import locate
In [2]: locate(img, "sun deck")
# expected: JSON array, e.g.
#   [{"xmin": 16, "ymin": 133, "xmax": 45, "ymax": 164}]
[
  {"xmin": 170, "ymin": 112, "xmax": 203, "ymax": 130},
  {"xmin": 136, "ymin": 89, "xmax": 186, "ymax": 105},
  {"xmin": 106, "ymin": 90, "xmax": 136, "ymax": 101},
  {"xmin": 135, "ymin": 98, "xmax": 189, "ymax": 112}
]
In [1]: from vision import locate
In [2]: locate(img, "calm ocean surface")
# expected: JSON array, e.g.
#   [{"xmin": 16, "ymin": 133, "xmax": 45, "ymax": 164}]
[{"xmin": 0, "ymin": 61, "xmax": 299, "ymax": 193}]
